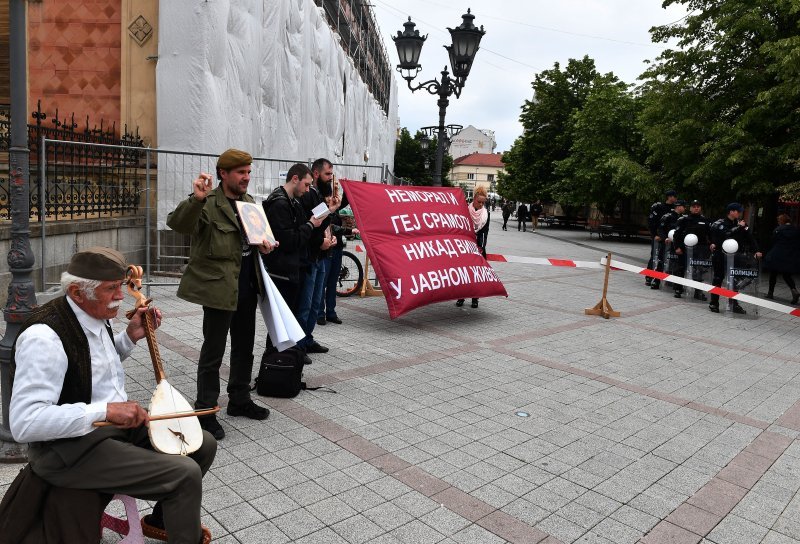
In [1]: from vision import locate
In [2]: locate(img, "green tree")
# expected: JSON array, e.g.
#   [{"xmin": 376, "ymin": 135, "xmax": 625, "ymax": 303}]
[
  {"xmin": 640, "ymin": 0, "xmax": 800, "ymax": 202},
  {"xmin": 392, "ymin": 128, "xmax": 453, "ymax": 186},
  {"xmin": 393, "ymin": 128, "xmax": 423, "ymax": 183},
  {"xmin": 500, "ymin": 56, "xmax": 601, "ymax": 201},
  {"xmin": 553, "ymin": 75, "xmax": 653, "ymax": 207}
]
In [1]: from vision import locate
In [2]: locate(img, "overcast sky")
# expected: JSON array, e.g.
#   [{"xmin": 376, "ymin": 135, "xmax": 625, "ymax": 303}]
[{"xmin": 371, "ymin": 0, "xmax": 689, "ymax": 153}]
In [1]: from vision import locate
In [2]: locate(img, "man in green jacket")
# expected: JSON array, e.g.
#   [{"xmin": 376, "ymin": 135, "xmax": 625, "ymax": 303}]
[{"xmin": 167, "ymin": 149, "xmax": 276, "ymax": 440}]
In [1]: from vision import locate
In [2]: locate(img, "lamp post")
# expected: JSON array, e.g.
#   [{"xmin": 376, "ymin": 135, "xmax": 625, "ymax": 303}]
[
  {"xmin": 1, "ymin": 0, "xmax": 36, "ymax": 461},
  {"xmin": 419, "ymin": 125, "xmax": 461, "ymax": 182},
  {"xmin": 393, "ymin": 9, "xmax": 485, "ymax": 187},
  {"xmin": 418, "ymin": 136, "xmax": 431, "ymax": 180}
]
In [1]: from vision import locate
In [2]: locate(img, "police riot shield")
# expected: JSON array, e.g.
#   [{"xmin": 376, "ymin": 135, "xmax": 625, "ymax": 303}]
[
  {"xmin": 725, "ymin": 251, "xmax": 761, "ymax": 318},
  {"xmin": 663, "ymin": 241, "xmax": 679, "ymax": 286},
  {"xmin": 650, "ymin": 238, "xmax": 660, "ymax": 272},
  {"xmin": 685, "ymin": 245, "xmax": 712, "ymax": 302}
]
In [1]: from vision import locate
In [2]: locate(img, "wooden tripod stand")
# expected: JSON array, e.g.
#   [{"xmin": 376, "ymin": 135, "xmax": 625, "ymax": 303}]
[
  {"xmin": 359, "ymin": 254, "xmax": 383, "ymax": 297},
  {"xmin": 585, "ymin": 252, "xmax": 620, "ymax": 319}
]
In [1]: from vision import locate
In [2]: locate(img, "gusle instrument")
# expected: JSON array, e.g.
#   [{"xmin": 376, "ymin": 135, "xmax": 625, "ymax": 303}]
[{"xmin": 121, "ymin": 265, "xmax": 212, "ymax": 455}]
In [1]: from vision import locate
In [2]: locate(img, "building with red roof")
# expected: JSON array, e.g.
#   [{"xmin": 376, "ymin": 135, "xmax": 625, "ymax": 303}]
[{"xmin": 450, "ymin": 152, "xmax": 506, "ymax": 196}]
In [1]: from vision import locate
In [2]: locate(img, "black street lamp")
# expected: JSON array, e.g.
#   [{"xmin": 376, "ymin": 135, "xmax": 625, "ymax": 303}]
[
  {"xmin": 1, "ymin": 0, "xmax": 35, "ymax": 461},
  {"xmin": 394, "ymin": 9, "xmax": 485, "ymax": 186},
  {"xmin": 419, "ymin": 134, "xmax": 430, "ymax": 151}
]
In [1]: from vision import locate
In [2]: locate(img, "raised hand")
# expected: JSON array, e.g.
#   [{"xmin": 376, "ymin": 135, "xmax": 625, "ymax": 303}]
[{"xmin": 193, "ymin": 173, "xmax": 214, "ymax": 201}]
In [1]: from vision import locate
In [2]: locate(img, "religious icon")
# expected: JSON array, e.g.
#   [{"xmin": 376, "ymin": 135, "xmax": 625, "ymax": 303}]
[{"xmin": 235, "ymin": 201, "xmax": 276, "ymax": 245}]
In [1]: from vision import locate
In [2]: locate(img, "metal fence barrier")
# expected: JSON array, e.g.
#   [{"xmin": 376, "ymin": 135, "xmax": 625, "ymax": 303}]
[{"xmin": 35, "ymin": 139, "xmax": 389, "ymax": 291}]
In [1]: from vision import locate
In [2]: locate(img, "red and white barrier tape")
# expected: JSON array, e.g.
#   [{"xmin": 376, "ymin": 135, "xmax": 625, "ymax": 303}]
[
  {"xmin": 360, "ymin": 246, "xmax": 799, "ymax": 317},
  {"xmin": 603, "ymin": 257, "xmax": 800, "ymax": 318},
  {"xmin": 482, "ymin": 251, "xmax": 799, "ymax": 318},
  {"xmin": 486, "ymin": 253, "xmax": 603, "ymax": 269}
]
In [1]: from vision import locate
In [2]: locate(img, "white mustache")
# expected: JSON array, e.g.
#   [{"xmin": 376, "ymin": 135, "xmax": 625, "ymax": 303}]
[{"xmin": 107, "ymin": 301, "xmax": 121, "ymax": 309}]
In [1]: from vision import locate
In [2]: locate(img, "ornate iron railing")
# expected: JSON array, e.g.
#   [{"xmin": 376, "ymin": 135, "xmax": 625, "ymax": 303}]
[{"xmin": 0, "ymin": 101, "xmax": 145, "ymax": 221}]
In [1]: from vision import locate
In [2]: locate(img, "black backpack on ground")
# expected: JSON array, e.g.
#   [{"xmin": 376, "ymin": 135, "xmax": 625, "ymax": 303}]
[
  {"xmin": 254, "ymin": 348, "xmax": 335, "ymax": 398},
  {"xmin": 254, "ymin": 348, "xmax": 306, "ymax": 398}
]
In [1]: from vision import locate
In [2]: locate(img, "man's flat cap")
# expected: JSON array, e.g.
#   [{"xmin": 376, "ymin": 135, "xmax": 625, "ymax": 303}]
[
  {"xmin": 216, "ymin": 149, "xmax": 253, "ymax": 172},
  {"xmin": 67, "ymin": 247, "xmax": 127, "ymax": 280}
]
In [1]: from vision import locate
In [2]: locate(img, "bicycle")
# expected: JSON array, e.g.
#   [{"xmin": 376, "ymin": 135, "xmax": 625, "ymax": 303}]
[{"xmin": 336, "ymin": 250, "xmax": 363, "ymax": 297}]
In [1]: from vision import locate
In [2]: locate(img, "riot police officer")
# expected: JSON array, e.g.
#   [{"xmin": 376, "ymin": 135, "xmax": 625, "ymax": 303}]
[
  {"xmin": 652, "ymin": 199, "xmax": 686, "ymax": 289},
  {"xmin": 672, "ymin": 200, "xmax": 710, "ymax": 298},
  {"xmin": 646, "ymin": 189, "xmax": 677, "ymax": 286},
  {"xmin": 708, "ymin": 202, "xmax": 763, "ymax": 314}
]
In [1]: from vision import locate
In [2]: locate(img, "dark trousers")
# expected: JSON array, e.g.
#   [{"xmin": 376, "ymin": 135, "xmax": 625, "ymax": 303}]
[
  {"xmin": 709, "ymin": 251, "xmax": 726, "ymax": 306},
  {"xmin": 518, "ymin": 217, "xmax": 526, "ymax": 231},
  {"xmin": 28, "ymin": 427, "xmax": 216, "ymax": 544},
  {"xmin": 272, "ymin": 276, "xmax": 301, "ymax": 316},
  {"xmin": 650, "ymin": 241, "xmax": 666, "ymax": 285},
  {"xmin": 296, "ymin": 260, "xmax": 326, "ymax": 347},
  {"xmin": 502, "ymin": 215, "xmax": 510, "ymax": 229},
  {"xmin": 320, "ymin": 246, "xmax": 343, "ymax": 319},
  {"xmin": 196, "ymin": 291, "xmax": 258, "ymax": 408},
  {"xmin": 673, "ymin": 252, "xmax": 687, "ymax": 293},
  {"xmin": 647, "ymin": 237, "xmax": 657, "ymax": 270},
  {"xmin": 769, "ymin": 271, "xmax": 797, "ymax": 292}
]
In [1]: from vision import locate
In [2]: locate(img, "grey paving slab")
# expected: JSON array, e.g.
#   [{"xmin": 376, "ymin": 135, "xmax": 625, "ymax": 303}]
[{"xmin": 4, "ymin": 216, "xmax": 800, "ymax": 543}]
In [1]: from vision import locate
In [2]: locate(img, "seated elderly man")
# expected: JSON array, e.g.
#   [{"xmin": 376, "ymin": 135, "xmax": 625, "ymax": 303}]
[{"xmin": 9, "ymin": 247, "xmax": 216, "ymax": 544}]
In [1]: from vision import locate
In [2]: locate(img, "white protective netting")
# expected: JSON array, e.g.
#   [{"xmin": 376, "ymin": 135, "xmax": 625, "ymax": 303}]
[{"xmin": 156, "ymin": 0, "xmax": 398, "ymax": 229}]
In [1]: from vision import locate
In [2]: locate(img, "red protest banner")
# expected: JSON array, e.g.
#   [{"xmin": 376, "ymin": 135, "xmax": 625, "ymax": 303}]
[{"xmin": 339, "ymin": 180, "xmax": 507, "ymax": 319}]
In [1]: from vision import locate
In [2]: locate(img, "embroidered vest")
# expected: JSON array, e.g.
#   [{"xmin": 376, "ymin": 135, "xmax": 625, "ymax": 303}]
[{"xmin": 10, "ymin": 296, "xmax": 92, "ymax": 405}]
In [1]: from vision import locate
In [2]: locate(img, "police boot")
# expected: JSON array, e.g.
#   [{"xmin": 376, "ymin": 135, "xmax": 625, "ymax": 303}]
[
  {"xmin": 650, "ymin": 280, "xmax": 660, "ymax": 290},
  {"xmin": 694, "ymin": 291, "xmax": 707, "ymax": 301},
  {"xmin": 792, "ymin": 289, "xmax": 800, "ymax": 304},
  {"xmin": 709, "ymin": 293, "xmax": 719, "ymax": 313},
  {"xmin": 732, "ymin": 302, "xmax": 747, "ymax": 315}
]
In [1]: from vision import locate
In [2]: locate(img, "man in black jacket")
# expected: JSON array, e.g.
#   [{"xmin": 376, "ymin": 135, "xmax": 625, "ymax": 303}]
[
  {"xmin": 672, "ymin": 200, "xmax": 710, "ymax": 299},
  {"xmin": 262, "ymin": 163, "xmax": 322, "ymax": 315},
  {"xmin": 708, "ymin": 202, "xmax": 762, "ymax": 314},
  {"xmin": 517, "ymin": 202, "xmax": 528, "ymax": 232},
  {"xmin": 646, "ymin": 189, "xmax": 677, "ymax": 286},
  {"xmin": 652, "ymin": 199, "xmax": 686, "ymax": 290},
  {"xmin": 295, "ymin": 158, "xmax": 340, "ymax": 354}
]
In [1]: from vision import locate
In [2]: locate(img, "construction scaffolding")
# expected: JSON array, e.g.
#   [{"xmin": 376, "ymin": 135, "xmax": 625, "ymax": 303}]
[{"xmin": 317, "ymin": 0, "xmax": 392, "ymax": 114}]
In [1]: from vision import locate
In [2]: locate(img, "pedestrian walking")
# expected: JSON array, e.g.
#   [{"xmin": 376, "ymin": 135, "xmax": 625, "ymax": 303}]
[
  {"xmin": 764, "ymin": 214, "xmax": 800, "ymax": 304},
  {"xmin": 517, "ymin": 202, "xmax": 528, "ymax": 232},
  {"xmin": 501, "ymin": 201, "xmax": 513, "ymax": 231}
]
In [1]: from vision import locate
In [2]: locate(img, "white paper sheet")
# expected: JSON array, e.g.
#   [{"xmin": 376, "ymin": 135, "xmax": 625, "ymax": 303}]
[{"xmin": 257, "ymin": 257, "xmax": 305, "ymax": 351}]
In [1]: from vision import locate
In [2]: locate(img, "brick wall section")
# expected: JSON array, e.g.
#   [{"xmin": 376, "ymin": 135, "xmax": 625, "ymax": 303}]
[{"xmin": 27, "ymin": 0, "xmax": 121, "ymax": 127}]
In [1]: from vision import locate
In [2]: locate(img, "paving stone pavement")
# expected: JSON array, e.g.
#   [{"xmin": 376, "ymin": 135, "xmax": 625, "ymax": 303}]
[{"xmin": 1, "ymin": 215, "xmax": 799, "ymax": 543}]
